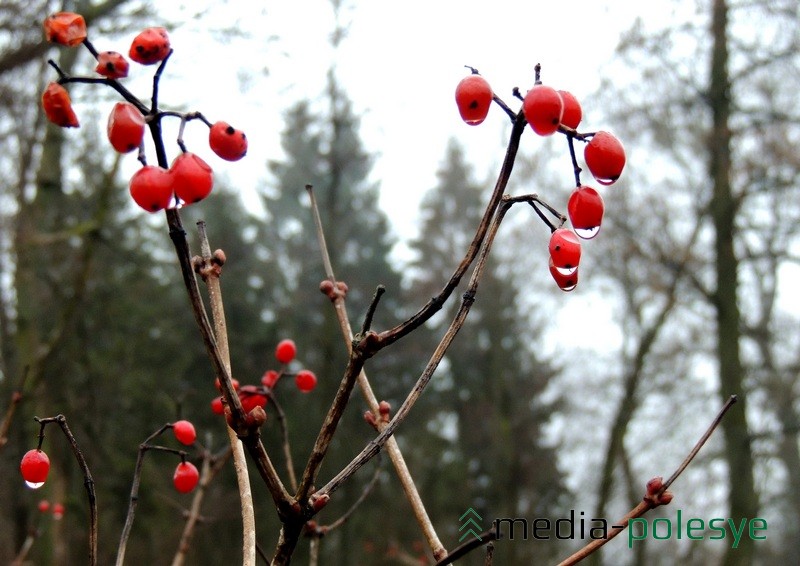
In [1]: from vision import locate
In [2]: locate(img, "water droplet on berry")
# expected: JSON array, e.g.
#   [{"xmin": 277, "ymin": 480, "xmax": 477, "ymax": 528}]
[
  {"xmin": 25, "ymin": 480, "xmax": 45, "ymax": 489},
  {"xmin": 574, "ymin": 226, "xmax": 600, "ymax": 239},
  {"xmin": 555, "ymin": 265, "xmax": 578, "ymax": 276}
]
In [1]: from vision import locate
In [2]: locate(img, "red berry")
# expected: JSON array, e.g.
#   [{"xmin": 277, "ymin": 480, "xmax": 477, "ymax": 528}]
[
  {"xmin": 522, "ymin": 84, "xmax": 563, "ymax": 136},
  {"xmin": 275, "ymin": 339, "xmax": 297, "ymax": 365},
  {"xmin": 548, "ymin": 258, "xmax": 578, "ymax": 292},
  {"xmin": 239, "ymin": 387, "xmax": 267, "ymax": 413},
  {"xmin": 173, "ymin": 461, "xmax": 199, "ymax": 494},
  {"xmin": 455, "ymin": 74, "xmax": 493, "ymax": 126},
  {"xmin": 107, "ymin": 102, "xmax": 145, "ymax": 153},
  {"xmin": 172, "ymin": 420, "xmax": 196, "ymax": 446},
  {"xmin": 43, "ymin": 12, "xmax": 87, "ymax": 47},
  {"xmin": 261, "ymin": 370, "xmax": 279, "ymax": 388},
  {"xmin": 20, "ymin": 449, "xmax": 50, "ymax": 487},
  {"xmin": 171, "ymin": 152, "xmax": 214, "ymax": 204},
  {"xmin": 129, "ymin": 27, "xmax": 171, "ymax": 66},
  {"xmin": 295, "ymin": 370, "xmax": 317, "ymax": 393},
  {"xmin": 129, "ymin": 165, "xmax": 173, "ymax": 212},
  {"xmin": 95, "ymin": 51, "xmax": 129, "ymax": 79},
  {"xmin": 584, "ymin": 131, "xmax": 626, "ymax": 185},
  {"xmin": 548, "ymin": 228, "xmax": 581, "ymax": 274},
  {"xmin": 567, "ymin": 186, "xmax": 604, "ymax": 239},
  {"xmin": 210, "ymin": 396, "xmax": 224, "ymax": 415},
  {"xmin": 558, "ymin": 90, "xmax": 582, "ymax": 130},
  {"xmin": 209, "ymin": 121, "xmax": 248, "ymax": 161},
  {"xmin": 38, "ymin": 500, "xmax": 51, "ymax": 513},
  {"xmin": 52, "ymin": 503, "xmax": 65, "ymax": 520},
  {"xmin": 42, "ymin": 82, "xmax": 79, "ymax": 128}
]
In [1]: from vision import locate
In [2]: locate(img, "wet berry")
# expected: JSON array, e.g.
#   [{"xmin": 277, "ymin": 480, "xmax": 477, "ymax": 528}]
[
  {"xmin": 43, "ymin": 12, "xmax": 87, "ymax": 47},
  {"xmin": 107, "ymin": 102, "xmax": 145, "ymax": 153},
  {"xmin": 523, "ymin": 84, "xmax": 563, "ymax": 136},
  {"xmin": 129, "ymin": 27, "xmax": 171, "ymax": 66},
  {"xmin": 42, "ymin": 82, "xmax": 79, "ymax": 128},
  {"xmin": 95, "ymin": 51, "xmax": 129, "ymax": 79},
  {"xmin": 584, "ymin": 131, "xmax": 626, "ymax": 185},
  {"xmin": 173, "ymin": 462, "xmax": 199, "ymax": 494},
  {"xmin": 455, "ymin": 74, "xmax": 493, "ymax": 126},
  {"xmin": 209, "ymin": 121, "xmax": 248, "ymax": 161}
]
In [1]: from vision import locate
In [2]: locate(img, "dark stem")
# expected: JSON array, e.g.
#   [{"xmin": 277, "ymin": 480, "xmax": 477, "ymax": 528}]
[
  {"xmin": 360, "ymin": 285, "xmax": 385, "ymax": 335},
  {"xmin": 434, "ymin": 529, "xmax": 498, "ymax": 566}
]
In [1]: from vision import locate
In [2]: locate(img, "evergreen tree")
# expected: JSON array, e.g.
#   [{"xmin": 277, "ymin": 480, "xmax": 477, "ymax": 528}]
[{"xmin": 408, "ymin": 140, "xmax": 569, "ymax": 563}]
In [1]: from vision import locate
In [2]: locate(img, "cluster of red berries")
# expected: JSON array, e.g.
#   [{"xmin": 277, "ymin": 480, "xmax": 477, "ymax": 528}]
[
  {"xmin": 454, "ymin": 69, "xmax": 626, "ymax": 291},
  {"xmin": 41, "ymin": 12, "xmax": 248, "ymax": 213},
  {"xmin": 37, "ymin": 500, "xmax": 66, "ymax": 520},
  {"xmin": 210, "ymin": 339, "xmax": 318, "ymax": 417}
]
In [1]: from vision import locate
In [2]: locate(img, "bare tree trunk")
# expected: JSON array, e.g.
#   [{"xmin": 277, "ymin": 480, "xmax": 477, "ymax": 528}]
[{"xmin": 707, "ymin": 1, "xmax": 758, "ymax": 563}]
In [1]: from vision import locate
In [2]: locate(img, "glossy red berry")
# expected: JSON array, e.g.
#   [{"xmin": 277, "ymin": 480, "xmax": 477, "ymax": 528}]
[
  {"xmin": 107, "ymin": 102, "xmax": 145, "ymax": 153},
  {"xmin": 43, "ymin": 12, "xmax": 87, "ymax": 47},
  {"xmin": 129, "ymin": 165, "xmax": 173, "ymax": 212},
  {"xmin": 275, "ymin": 339, "xmax": 297, "ymax": 365},
  {"xmin": 522, "ymin": 85, "xmax": 563, "ymax": 136},
  {"xmin": 52, "ymin": 503, "xmax": 65, "ymax": 520},
  {"xmin": 567, "ymin": 186, "xmax": 604, "ymax": 239},
  {"xmin": 172, "ymin": 420, "xmax": 196, "ymax": 446},
  {"xmin": 584, "ymin": 131, "xmax": 626, "ymax": 185},
  {"xmin": 20, "ymin": 449, "xmax": 50, "ymax": 487},
  {"xmin": 173, "ymin": 461, "xmax": 199, "ymax": 494},
  {"xmin": 209, "ymin": 121, "xmax": 248, "ymax": 161},
  {"xmin": 238, "ymin": 385, "xmax": 267, "ymax": 413},
  {"xmin": 295, "ymin": 370, "xmax": 317, "ymax": 393},
  {"xmin": 129, "ymin": 27, "xmax": 171, "ymax": 66},
  {"xmin": 210, "ymin": 396, "xmax": 224, "ymax": 415},
  {"xmin": 261, "ymin": 370, "xmax": 279, "ymax": 388},
  {"xmin": 558, "ymin": 90, "xmax": 582, "ymax": 130},
  {"xmin": 455, "ymin": 74, "xmax": 493, "ymax": 126},
  {"xmin": 42, "ymin": 82, "xmax": 79, "ymax": 128},
  {"xmin": 171, "ymin": 152, "xmax": 213, "ymax": 204},
  {"xmin": 548, "ymin": 228, "xmax": 581, "ymax": 274},
  {"xmin": 95, "ymin": 51, "xmax": 129, "ymax": 79},
  {"xmin": 548, "ymin": 258, "xmax": 578, "ymax": 292}
]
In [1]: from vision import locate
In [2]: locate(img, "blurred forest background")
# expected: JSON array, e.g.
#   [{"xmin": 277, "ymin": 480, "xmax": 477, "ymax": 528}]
[{"xmin": 0, "ymin": 0, "xmax": 798, "ymax": 564}]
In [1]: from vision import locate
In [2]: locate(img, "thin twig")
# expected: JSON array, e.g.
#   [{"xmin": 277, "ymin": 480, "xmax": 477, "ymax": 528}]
[
  {"xmin": 196, "ymin": 221, "xmax": 257, "ymax": 566},
  {"xmin": 306, "ymin": 185, "xmax": 447, "ymax": 560},
  {"xmin": 434, "ymin": 529, "xmax": 498, "ymax": 566},
  {"xmin": 35, "ymin": 415, "xmax": 97, "ymax": 566},
  {"xmin": 266, "ymin": 391, "xmax": 298, "ymax": 492},
  {"xmin": 0, "ymin": 367, "xmax": 28, "ymax": 449},
  {"xmin": 556, "ymin": 395, "xmax": 739, "ymax": 566}
]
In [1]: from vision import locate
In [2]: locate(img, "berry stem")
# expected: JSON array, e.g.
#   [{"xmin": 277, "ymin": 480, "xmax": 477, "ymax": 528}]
[
  {"xmin": 34, "ymin": 415, "xmax": 96, "ymax": 566},
  {"xmin": 266, "ymin": 391, "xmax": 298, "ymax": 492},
  {"xmin": 566, "ymin": 135, "xmax": 583, "ymax": 187},
  {"xmin": 151, "ymin": 49, "xmax": 174, "ymax": 113}
]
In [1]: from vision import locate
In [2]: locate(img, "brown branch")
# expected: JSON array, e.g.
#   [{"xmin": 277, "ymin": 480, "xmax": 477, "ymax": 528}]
[
  {"xmin": 35, "ymin": 415, "xmax": 97, "ymax": 566},
  {"xmin": 0, "ymin": 367, "xmax": 28, "ymax": 449},
  {"xmin": 317, "ymin": 195, "xmax": 516, "ymax": 501},
  {"xmin": 556, "ymin": 395, "xmax": 739, "ymax": 566},
  {"xmin": 266, "ymin": 391, "xmax": 298, "ymax": 492},
  {"xmin": 434, "ymin": 529, "xmax": 498, "ymax": 566},
  {"xmin": 307, "ymin": 185, "xmax": 447, "ymax": 559},
  {"xmin": 196, "ymin": 221, "xmax": 257, "ymax": 566}
]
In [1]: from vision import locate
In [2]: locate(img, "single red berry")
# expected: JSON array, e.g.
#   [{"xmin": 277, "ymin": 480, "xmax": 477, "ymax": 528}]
[
  {"xmin": 42, "ymin": 82, "xmax": 79, "ymax": 128},
  {"xmin": 95, "ymin": 51, "xmax": 129, "ymax": 79},
  {"xmin": 172, "ymin": 420, "xmax": 196, "ymax": 446},
  {"xmin": 275, "ymin": 339, "xmax": 297, "ymax": 365},
  {"xmin": 455, "ymin": 74, "xmax": 493, "ymax": 126},
  {"xmin": 295, "ymin": 369, "xmax": 317, "ymax": 393},
  {"xmin": 173, "ymin": 461, "xmax": 199, "ymax": 494},
  {"xmin": 239, "ymin": 387, "xmax": 267, "ymax": 413},
  {"xmin": 107, "ymin": 102, "xmax": 145, "ymax": 153},
  {"xmin": 522, "ymin": 84, "xmax": 563, "ymax": 136},
  {"xmin": 43, "ymin": 12, "xmax": 87, "ymax": 47},
  {"xmin": 209, "ymin": 121, "xmax": 248, "ymax": 161},
  {"xmin": 210, "ymin": 396, "xmax": 224, "ymax": 415},
  {"xmin": 52, "ymin": 503, "xmax": 65, "ymax": 520},
  {"xmin": 558, "ymin": 90, "xmax": 582, "ymax": 130},
  {"xmin": 171, "ymin": 152, "xmax": 214, "ymax": 204},
  {"xmin": 129, "ymin": 27, "xmax": 171, "ymax": 66},
  {"xmin": 567, "ymin": 186, "xmax": 604, "ymax": 239},
  {"xmin": 129, "ymin": 165, "xmax": 173, "ymax": 212},
  {"xmin": 548, "ymin": 228, "xmax": 581, "ymax": 274},
  {"xmin": 548, "ymin": 258, "xmax": 578, "ymax": 292},
  {"xmin": 38, "ymin": 500, "xmax": 51, "ymax": 513},
  {"xmin": 20, "ymin": 449, "xmax": 50, "ymax": 487},
  {"xmin": 584, "ymin": 131, "xmax": 626, "ymax": 185},
  {"xmin": 261, "ymin": 370, "xmax": 279, "ymax": 388}
]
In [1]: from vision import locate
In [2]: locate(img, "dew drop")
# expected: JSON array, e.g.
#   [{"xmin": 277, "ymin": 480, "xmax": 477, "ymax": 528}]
[
  {"xmin": 555, "ymin": 265, "xmax": 578, "ymax": 276},
  {"xmin": 595, "ymin": 177, "xmax": 617, "ymax": 186},
  {"xmin": 560, "ymin": 282, "xmax": 577, "ymax": 292},
  {"xmin": 574, "ymin": 226, "xmax": 601, "ymax": 239},
  {"xmin": 25, "ymin": 480, "xmax": 45, "ymax": 489}
]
